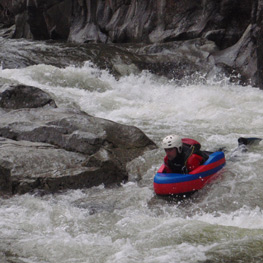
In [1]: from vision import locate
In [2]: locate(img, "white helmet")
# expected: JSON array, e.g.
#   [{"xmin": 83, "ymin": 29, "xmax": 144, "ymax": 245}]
[{"xmin": 162, "ymin": 134, "xmax": 182, "ymax": 153}]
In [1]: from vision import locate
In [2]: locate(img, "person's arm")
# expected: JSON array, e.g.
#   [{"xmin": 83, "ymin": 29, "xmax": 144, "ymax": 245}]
[
  {"xmin": 163, "ymin": 155, "xmax": 172, "ymax": 173},
  {"xmin": 187, "ymin": 154, "xmax": 203, "ymax": 172}
]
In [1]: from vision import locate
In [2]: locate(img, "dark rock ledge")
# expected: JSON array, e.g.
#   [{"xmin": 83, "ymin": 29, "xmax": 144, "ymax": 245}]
[{"xmin": 0, "ymin": 84, "xmax": 156, "ymax": 195}]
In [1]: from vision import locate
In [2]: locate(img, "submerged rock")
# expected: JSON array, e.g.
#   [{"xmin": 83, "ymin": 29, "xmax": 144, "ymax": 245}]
[{"xmin": 0, "ymin": 85, "xmax": 156, "ymax": 195}]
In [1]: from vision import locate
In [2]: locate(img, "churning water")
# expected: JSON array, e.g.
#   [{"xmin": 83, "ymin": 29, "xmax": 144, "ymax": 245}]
[{"xmin": 1, "ymin": 40, "xmax": 263, "ymax": 263}]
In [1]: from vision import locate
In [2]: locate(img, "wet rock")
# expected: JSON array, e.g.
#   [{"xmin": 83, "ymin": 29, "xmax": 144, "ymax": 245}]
[
  {"xmin": 0, "ymin": 138, "xmax": 113, "ymax": 195},
  {"xmin": 211, "ymin": 0, "xmax": 263, "ymax": 87},
  {"xmin": 0, "ymin": 106, "xmax": 155, "ymax": 162},
  {"xmin": 212, "ymin": 24, "xmax": 257, "ymax": 85},
  {"xmin": 0, "ymin": 85, "xmax": 156, "ymax": 195},
  {"xmin": 132, "ymin": 38, "xmax": 218, "ymax": 80},
  {"xmin": 0, "ymin": 24, "xmax": 16, "ymax": 38},
  {"xmin": 0, "ymin": 85, "xmax": 57, "ymax": 109}
]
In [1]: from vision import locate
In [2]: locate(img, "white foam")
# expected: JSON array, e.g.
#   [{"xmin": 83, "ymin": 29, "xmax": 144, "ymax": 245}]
[
  {"xmin": 1, "ymin": 63, "xmax": 263, "ymax": 139},
  {"xmin": 1, "ymin": 61, "xmax": 263, "ymax": 262},
  {"xmin": 191, "ymin": 206, "xmax": 263, "ymax": 229}
]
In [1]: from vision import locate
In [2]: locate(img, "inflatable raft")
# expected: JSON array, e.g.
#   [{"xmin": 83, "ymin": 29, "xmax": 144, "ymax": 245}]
[{"xmin": 153, "ymin": 151, "xmax": 226, "ymax": 196}]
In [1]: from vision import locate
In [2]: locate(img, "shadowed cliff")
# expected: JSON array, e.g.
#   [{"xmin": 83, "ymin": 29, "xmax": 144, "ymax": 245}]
[{"xmin": 1, "ymin": 0, "xmax": 263, "ymax": 87}]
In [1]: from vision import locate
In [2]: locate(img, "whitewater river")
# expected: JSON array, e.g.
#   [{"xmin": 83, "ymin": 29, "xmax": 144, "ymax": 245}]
[{"xmin": 1, "ymin": 38, "xmax": 263, "ymax": 263}]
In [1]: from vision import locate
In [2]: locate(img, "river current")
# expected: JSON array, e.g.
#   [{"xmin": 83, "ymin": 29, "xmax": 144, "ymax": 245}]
[{"xmin": 0, "ymin": 38, "xmax": 263, "ymax": 263}]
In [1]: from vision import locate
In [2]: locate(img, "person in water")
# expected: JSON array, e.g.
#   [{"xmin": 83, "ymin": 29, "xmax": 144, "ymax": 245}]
[{"xmin": 162, "ymin": 134, "xmax": 204, "ymax": 173}]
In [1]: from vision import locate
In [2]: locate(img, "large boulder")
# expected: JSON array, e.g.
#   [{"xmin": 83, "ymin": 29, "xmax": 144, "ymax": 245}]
[
  {"xmin": 0, "ymin": 85, "xmax": 156, "ymax": 195},
  {"xmin": 0, "ymin": 138, "xmax": 129, "ymax": 195}
]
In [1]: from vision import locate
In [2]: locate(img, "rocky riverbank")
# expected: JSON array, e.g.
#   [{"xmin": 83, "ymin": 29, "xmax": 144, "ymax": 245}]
[
  {"xmin": 0, "ymin": 84, "xmax": 156, "ymax": 195},
  {"xmin": 1, "ymin": 0, "xmax": 263, "ymax": 87}
]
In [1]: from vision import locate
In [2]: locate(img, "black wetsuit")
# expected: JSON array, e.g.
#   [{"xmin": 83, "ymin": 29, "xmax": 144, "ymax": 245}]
[{"xmin": 167, "ymin": 154, "xmax": 185, "ymax": 173}]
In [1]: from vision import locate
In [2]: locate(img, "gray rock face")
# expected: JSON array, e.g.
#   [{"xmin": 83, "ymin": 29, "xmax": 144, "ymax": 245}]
[
  {"xmin": 0, "ymin": 0, "xmax": 14, "ymax": 27},
  {"xmin": 0, "ymin": 85, "xmax": 156, "ymax": 195},
  {"xmin": 2, "ymin": 0, "xmax": 253, "ymax": 46},
  {"xmin": 1, "ymin": 0, "xmax": 263, "ymax": 87},
  {"xmin": 0, "ymin": 85, "xmax": 57, "ymax": 109}
]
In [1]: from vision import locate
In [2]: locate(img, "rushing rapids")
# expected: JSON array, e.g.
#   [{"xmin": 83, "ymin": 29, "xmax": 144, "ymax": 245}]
[{"xmin": 0, "ymin": 37, "xmax": 263, "ymax": 263}]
